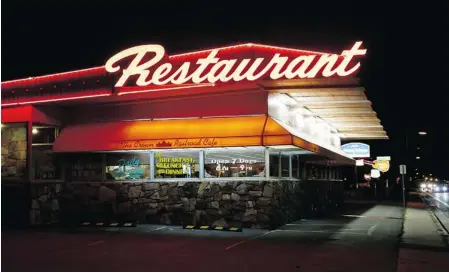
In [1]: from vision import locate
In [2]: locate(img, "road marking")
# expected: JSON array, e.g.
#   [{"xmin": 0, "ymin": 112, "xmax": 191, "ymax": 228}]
[
  {"xmin": 341, "ymin": 214, "xmax": 401, "ymax": 220},
  {"xmin": 367, "ymin": 224, "xmax": 378, "ymax": 236},
  {"xmin": 88, "ymin": 240, "xmax": 104, "ymax": 246},
  {"xmin": 224, "ymin": 231, "xmax": 273, "ymax": 250},
  {"xmin": 286, "ymin": 223, "xmax": 345, "ymax": 226},
  {"xmin": 273, "ymin": 229, "xmax": 368, "ymax": 235},
  {"xmin": 149, "ymin": 227, "xmax": 166, "ymax": 232}
]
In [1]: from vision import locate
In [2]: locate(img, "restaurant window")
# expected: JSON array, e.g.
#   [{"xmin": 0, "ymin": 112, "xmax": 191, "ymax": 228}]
[
  {"xmin": 269, "ymin": 152, "xmax": 280, "ymax": 177},
  {"xmin": 292, "ymin": 155, "xmax": 300, "ymax": 178},
  {"xmin": 65, "ymin": 153, "xmax": 103, "ymax": 182},
  {"xmin": 31, "ymin": 126, "xmax": 62, "ymax": 180},
  {"xmin": 204, "ymin": 148, "xmax": 265, "ymax": 178},
  {"xmin": 308, "ymin": 164, "xmax": 319, "ymax": 180},
  {"xmin": 32, "ymin": 127, "xmax": 57, "ymax": 144},
  {"xmin": 281, "ymin": 154, "xmax": 290, "ymax": 177},
  {"xmin": 105, "ymin": 152, "xmax": 150, "ymax": 181},
  {"xmin": 1, "ymin": 123, "xmax": 27, "ymax": 179},
  {"xmin": 154, "ymin": 151, "xmax": 200, "ymax": 179}
]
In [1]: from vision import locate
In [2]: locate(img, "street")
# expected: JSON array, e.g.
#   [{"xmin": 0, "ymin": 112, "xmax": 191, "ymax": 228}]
[{"xmin": 2, "ymin": 203, "xmax": 406, "ymax": 272}]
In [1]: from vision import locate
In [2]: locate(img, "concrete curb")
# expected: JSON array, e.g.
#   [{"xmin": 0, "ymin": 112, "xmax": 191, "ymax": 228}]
[
  {"xmin": 419, "ymin": 193, "xmax": 449, "ymax": 246},
  {"xmin": 428, "ymin": 210, "xmax": 449, "ymax": 246}
]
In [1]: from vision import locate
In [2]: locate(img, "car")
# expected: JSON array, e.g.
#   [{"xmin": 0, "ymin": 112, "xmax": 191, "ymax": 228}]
[{"xmin": 421, "ymin": 182, "xmax": 448, "ymax": 193}]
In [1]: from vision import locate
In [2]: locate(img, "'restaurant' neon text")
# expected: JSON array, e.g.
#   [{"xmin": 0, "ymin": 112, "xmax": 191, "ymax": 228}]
[{"xmin": 105, "ymin": 42, "xmax": 366, "ymax": 87}]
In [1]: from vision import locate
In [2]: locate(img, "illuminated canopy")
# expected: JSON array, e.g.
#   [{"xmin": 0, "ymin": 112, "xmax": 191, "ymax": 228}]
[
  {"xmin": 52, "ymin": 116, "xmax": 353, "ymax": 164},
  {"xmin": 262, "ymin": 77, "xmax": 388, "ymax": 140}
]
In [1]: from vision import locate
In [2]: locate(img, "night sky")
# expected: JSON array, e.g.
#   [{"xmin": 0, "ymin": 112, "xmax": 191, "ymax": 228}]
[{"xmin": 2, "ymin": 2, "xmax": 448, "ymax": 179}]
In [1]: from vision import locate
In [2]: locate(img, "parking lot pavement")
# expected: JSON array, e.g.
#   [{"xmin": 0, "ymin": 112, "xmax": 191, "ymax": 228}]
[{"xmin": 2, "ymin": 203, "xmax": 404, "ymax": 272}]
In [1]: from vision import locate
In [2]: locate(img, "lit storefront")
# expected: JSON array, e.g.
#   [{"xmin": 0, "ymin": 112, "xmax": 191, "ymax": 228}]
[{"xmin": 1, "ymin": 41, "xmax": 387, "ymax": 228}]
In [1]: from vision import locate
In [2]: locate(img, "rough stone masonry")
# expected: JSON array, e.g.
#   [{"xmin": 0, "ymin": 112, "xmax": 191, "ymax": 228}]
[
  {"xmin": 1, "ymin": 126, "xmax": 27, "ymax": 178},
  {"xmin": 30, "ymin": 180, "xmax": 304, "ymax": 229}
]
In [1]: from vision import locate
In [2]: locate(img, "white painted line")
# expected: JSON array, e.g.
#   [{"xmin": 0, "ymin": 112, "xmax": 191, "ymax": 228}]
[
  {"xmin": 151, "ymin": 227, "xmax": 166, "ymax": 231},
  {"xmin": 286, "ymin": 223, "xmax": 345, "ymax": 226},
  {"xmin": 341, "ymin": 214, "xmax": 365, "ymax": 218},
  {"xmin": 273, "ymin": 229, "xmax": 368, "ymax": 236},
  {"xmin": 224, "ymin": 231, "xmax": 273, "ymax": 250},
  {"xmin": 367, "ymin": 224, "xmax": 378, "ymax": 236},
  {"xmin": 87, "ymin": 240, "xmax": 104, "ymax": 246}
]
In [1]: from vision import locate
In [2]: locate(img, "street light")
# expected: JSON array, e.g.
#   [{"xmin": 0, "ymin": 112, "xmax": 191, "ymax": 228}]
[{"xmin": 403, "ymin": 131, "xmax": 428, "ymax": 209}]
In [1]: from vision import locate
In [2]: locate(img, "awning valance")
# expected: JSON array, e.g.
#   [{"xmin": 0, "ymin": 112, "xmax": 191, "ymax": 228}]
[
  {"xmin": 52, "ymin": 115, "xmax": 352, "ymax": 164},
  {"xmin": 53, "ymin": 116, "xmax": 302, "ymax": 152}
]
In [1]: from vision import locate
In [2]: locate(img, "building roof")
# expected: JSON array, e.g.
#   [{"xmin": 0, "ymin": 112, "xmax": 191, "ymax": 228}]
[
  {"xmin": 1, "ymin": 42, "xmax": 387, "ymax": 140},
  {"xmin": 262, "ymin": 78, "xmax": 388, "ymax": 140}
]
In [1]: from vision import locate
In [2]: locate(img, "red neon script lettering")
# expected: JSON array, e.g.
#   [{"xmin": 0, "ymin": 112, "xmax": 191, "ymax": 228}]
[{"xmin": 105, "ymin": 42, "xmax": 366, "ymax": 87}]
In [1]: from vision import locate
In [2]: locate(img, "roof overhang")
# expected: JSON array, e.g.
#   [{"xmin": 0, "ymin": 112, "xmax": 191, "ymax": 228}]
[{"xmin": 261, "ymin": 77, "xmax": 388, "ymax": 140}]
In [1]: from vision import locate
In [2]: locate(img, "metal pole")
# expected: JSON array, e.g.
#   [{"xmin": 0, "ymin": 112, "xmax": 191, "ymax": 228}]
[
  {"xmin": 401, "ymin": 173, "xmax": 406, "ymax": 208},
  {"xmin": 403, "ymin": 134, "xmax": 408, "ymax": 207},
  {"xmin": 386, "ymin": 179, "xmax": 389, "ymax": 196}
]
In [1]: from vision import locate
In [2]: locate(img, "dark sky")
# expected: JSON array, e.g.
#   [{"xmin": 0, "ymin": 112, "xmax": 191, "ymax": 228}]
[{"xmin": 2, "ymin": 2, "xmax": 448, "ymax": 179}]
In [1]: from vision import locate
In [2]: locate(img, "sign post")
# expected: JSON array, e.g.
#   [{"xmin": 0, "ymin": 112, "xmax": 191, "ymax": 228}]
[{"xmin": 400, "ymin": 165, "xmax": 407, "ymax": 208}]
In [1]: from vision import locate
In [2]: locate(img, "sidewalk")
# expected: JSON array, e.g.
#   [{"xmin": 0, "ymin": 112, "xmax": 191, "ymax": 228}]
[{"xmin": 397, "ymin": 203, "xmax": 449, "ymax": 271}]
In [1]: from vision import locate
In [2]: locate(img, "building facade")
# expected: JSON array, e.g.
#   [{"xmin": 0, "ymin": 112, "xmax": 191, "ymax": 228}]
[{"xmin": 1, "ymin": 41, "xmax": 387, "ymax": 228}]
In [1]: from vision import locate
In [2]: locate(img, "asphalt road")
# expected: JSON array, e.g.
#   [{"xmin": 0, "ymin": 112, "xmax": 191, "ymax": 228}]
[{"xmin": 2, "ymin": 203, "xmax": 404, "ymax": 272}]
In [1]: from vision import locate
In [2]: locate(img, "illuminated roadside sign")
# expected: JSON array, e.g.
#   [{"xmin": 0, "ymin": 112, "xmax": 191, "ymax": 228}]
[
  {"xmin": 373, "ymin": 160, "xmax": 390, "ymax": 173},
  {"xmin": 341, "ymin": 142, "xmax": 370, "ymax": 158},
  {"xmin": 105, "ymin": 42, "xmax": 367, "ymax": 87},
  {"xmin": 371, "ymin": 169, "xmax": 381, "ymax": 178}
]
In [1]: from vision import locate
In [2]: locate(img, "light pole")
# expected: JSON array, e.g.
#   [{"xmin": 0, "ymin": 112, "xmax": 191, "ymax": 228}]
[{"xmin": 403, "ymin": 131, "xmax": 427, "ymax": 207}]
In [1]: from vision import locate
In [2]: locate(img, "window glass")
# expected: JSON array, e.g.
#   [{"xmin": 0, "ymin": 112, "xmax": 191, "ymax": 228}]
[
  {"xmin": 65, "ymin": 153, "xmax": 103, "ymax": 182},
  {"xmin": 292, "ymin": 155, "xmax": 300, "ymax": 178},
  {"xmin": 308, "ymin": 164, "xmax": 319, "ymax": 180},
  {"xmin": 1, "ymin": 123, "xmax": 27, "ymax": 178},
  {"xmin": 269, "ymin": 152, "xmax": 280, "ymax": 177},
  {"xmin": 154, "ymin": 151, "xmax": 200, "ymax": 179},
  {"xmin": 32, "ymin": 127, "xmax": 57, "ymax": 144},
  {"xmin": 281, "ymin": 154, "xmax": 290, "ymax": 177},
  {"xmin": 32, "ymin": 145, "xmax": 62, "ymax": 180},
  {"xmin": 105, "ymin": 152, "xmax": 150, "ymax": 181},
  {"xmin": 204, "ymin": 148, "xmax": 265, "ymax": 178}
]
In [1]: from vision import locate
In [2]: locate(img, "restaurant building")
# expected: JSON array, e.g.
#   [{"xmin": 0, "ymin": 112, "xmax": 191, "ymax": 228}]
[{"xmin": 1, "ymin": 41, "xmax": 388, "ymax": 228}]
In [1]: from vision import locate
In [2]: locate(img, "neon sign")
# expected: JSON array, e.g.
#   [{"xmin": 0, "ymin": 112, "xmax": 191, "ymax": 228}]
[
  {"xmin": 117, "ymin": 157, "xmax": 140, "ymax": 167},
  {"xmin": 154, "ymin": 153, "xmax": 196, "ymax": 176},
  {"xmin": 105, "ymin": 42, "xmax": 367, "ymax": 87}
]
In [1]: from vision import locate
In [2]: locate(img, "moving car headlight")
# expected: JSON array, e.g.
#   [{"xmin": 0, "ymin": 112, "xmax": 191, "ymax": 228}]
[
  {"xmin": 420, "ymin": 183, "xmax": 426, "ymax": 188},
  {"xmin": 435, "ymin": 187, "xmax": 440, "ymax": 192},
  {"xmin": 443, "ymin": 186, "xmax": 448, "ymax": 191},
  {"xmin": 427, "ymin": 183, "xmax": 432, "ymax": 188}
]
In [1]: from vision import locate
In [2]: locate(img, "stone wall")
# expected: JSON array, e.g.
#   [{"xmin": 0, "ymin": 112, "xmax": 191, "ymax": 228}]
[
  {"xmin": 1, "ymin": 125, "xmax": 27, "ymax": 178},
  {"xmin": 30, "ymin": 180, "xmax": 303, "ymax": 229}
]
